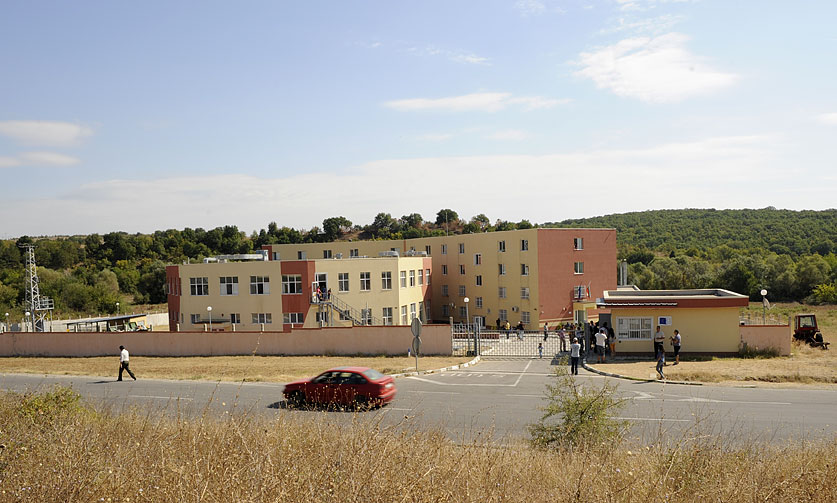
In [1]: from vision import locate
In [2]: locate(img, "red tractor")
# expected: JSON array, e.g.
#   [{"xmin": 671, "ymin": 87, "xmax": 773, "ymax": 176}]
[{"xmin": 793, "ymin": 314, "xmax": 829, "ymax": 349}]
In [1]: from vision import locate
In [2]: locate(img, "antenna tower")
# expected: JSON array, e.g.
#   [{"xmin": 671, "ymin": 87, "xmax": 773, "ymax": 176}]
[{"xmin": 21, "ymin": 244, "xmax": 54, "ymax": 331}]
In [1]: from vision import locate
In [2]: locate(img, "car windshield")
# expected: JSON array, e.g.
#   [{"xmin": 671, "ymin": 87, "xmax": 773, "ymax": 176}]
[{"xmin": 361, "ymin": 369, "xmax": 385, "ymax": 381}]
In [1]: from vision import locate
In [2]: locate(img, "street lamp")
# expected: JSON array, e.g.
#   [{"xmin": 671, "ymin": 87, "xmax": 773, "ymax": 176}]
[
  {"xmin": 207, "ymin": 306, "xmax": 213, "ymax": 332},
  {"xmin": 464, "ymin": 297, "xmax": 475, "ymax": 356},
  {"xmin": 24, "ymin": 311, "xmax": 31, "ymax": 332},
  {"xmin": 116, "ymin": 302, "xmax": 120, "ymax": 315},
  {"xmin": 760, "ymin": 289, "xmax": 768, "ymax": 324},
  {"xmin": 4, "ymin": 312, "xmax": 8, "ymax": 333}
]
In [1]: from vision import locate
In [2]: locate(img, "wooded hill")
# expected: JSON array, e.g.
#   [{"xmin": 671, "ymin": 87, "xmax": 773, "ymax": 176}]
[{"xmin": 1, "ymin": 208, "xmax": 835, "ymax": 318}]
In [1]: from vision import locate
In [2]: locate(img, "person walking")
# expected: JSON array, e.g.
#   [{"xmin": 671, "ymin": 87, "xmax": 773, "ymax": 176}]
[
  {"xmin": 569, "ymin": 337, "xmax": 581, "ymax": 375},
  {"xmin": 558, "ymin": 326, "xmax": 567, "ymax": 352},
  {"xmin": 543, "ymin": 323, "xmax": 549, "ymax": 342},
  {"xmin": 595, "ymin": 328, "xmax": 608, "ymax": 363},
  {"xmin": 118, "ymin": 345, "xmax": 136, "ymax": 381},
  {"xmin": 671, "ymin": 329, "xmax": 682, "ymax": 365},
  {"xmin": 655, "ymin": 345, "xmax": 666, "ymax": 380},
  {"xmin": 537, "ymin": 342, "xmax": 543, "ymax": 359}
]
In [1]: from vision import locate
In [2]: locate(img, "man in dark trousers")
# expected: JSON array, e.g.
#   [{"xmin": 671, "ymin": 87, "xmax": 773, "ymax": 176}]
[{"xmin": 118, "ymin": 345, "xmax": 137, "ymax": 381}]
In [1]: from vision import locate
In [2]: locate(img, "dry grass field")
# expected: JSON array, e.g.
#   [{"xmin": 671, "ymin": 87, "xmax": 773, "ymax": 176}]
[
  {"xmin": 0, "ymin": 386, "xmax": 834, "ymax": 502},
  {"xmin": 0, "ymin": 355, "xmax": 470, "ymax": 382}
]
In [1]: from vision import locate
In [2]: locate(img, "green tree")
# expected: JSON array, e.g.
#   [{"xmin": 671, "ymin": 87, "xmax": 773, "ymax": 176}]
[
  {"xmin": 322, "ymin": 216, "xmax": 352, "ymax": 241},
  {"xmin": 435, "ymin": 209, "xmax": 458, "ymax": 226}
]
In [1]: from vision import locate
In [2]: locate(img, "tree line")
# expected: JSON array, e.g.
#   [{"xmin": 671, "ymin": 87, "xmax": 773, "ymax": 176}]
[{"xmin": 1, "ymin": 208, "xmax": 836, "ymax": 318}]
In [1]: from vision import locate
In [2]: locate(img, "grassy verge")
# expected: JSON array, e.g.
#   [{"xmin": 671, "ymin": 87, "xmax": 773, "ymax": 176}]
[
  {"xmin": 0, "ymin": 387, "xmax": 834, "ymax": 502},
  {"xmin": 0, "ymin": 355, "xmax": 471, "ymax": 382}
]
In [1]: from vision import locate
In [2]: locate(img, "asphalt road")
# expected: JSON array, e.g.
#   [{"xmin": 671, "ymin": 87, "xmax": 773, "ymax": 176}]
[{"xmin": 2, "ymin": 358, "xmax": 835, "ymax": 445}]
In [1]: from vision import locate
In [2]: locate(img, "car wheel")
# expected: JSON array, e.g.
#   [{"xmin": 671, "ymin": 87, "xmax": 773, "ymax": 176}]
[
  {"xmin": 353, "ymin": 395, "xmax": 370, "ymax": 411},
  {"xmin": 287, "ymin": 391, "xmax": 305, "ymax": 408}
]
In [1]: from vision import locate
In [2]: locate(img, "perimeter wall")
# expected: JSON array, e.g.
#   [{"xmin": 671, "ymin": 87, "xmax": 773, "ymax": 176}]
[{"xmin": 0, "ymin": 325, "xmax": 452, "ymax": 357}]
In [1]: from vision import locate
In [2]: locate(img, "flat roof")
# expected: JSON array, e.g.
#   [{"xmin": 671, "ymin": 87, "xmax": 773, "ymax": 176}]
[
  {"xmin": 66, "ymin": 313, "xmax": 148, "ymax": 326},
  {"xmin": 598, "ymin": 289, "xmax": 749, "ymax": 308}
]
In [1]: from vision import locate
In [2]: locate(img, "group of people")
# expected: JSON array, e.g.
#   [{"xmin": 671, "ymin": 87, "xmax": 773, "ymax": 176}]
[
  {"xmin": 653, "ymin": 326, "xmax": 682, "ymax": 380},
  {"xmin": 314, "ymin": 286, "xmax": 332, "ymax": 303}
]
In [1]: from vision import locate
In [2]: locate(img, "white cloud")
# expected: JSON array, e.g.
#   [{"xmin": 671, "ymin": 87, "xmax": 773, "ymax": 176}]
[
  {"xmin": 1, "ymin": 134, "xmax": 810, "ymax": 237},
  {"xmin": 515, "ymin": 0, "xmax": 546, "ymax": 16},
  {"xmin": 818, "ymin": 112, "xmax": 837, "ymax": 125},
  {"xmin": 408, "ymin": 46, "xmax": 491, "ymax": 66},
  {"xmin": 18, "ymin": 151, "xmax": 81, "ymax": 166},
  {"xmin": 384, "ymin": 92, "xmax": 567, "ymax": 112},
  {"xmin": 0, "ymin": 156, "xmax": 21, "ymax": 168},
  {"xmin": 600, "ymin": 14, "xmax": 685, "ymax": 35},
  {"xmin": 616, "ymin": 0, "xmax": 697, "ymax": 12},
  {"xmin": 487, "ymin": 130, "xmax": 529, "ymax": 141},
  {"xmin": 574, "ymin": 32, "xmax": 738, "ymax": 103},
  {"xmin": 0, "ymin": 120, "xmax": 93, "ymax": 146}
]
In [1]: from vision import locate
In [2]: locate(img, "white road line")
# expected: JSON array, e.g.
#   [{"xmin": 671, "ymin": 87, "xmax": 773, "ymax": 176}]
[
  {"xmin": 128, "ymin": 395, "xmax": 193, "ymax": 401},
  {"xmin": 506, "ymin": 394, "xmax": 543, "ymax": 398},
  {"xmin": 614, "ymin": 417, "xmax": 692, "ymax": 422},
  {"xmin": 511, "ymin": 360, "xmax": 533, "ymax": 387},
  {"xmin": 410, "ymin": 389, "xmax": 461, "ymax": 394}
]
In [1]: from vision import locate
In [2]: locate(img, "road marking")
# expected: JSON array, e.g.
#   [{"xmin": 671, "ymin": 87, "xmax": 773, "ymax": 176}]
[
  {"xmin": 408, "ymin": 361, "xmax": 534, "ymax": 388},
  {"xmin": 506, "ymin": 394, "xmax": 543, "ymax": 398},
  {"xmin": 614, "ymin": 416, "xmax": 692, "ymax": 422},
  {"xmin": 628, "ymin": 391, "xmax": 791, "ymax": 406},
  {"xmin": 128, "ymin": 395, "xmax": 193, "ymax": 401},
  {"xmin": 411, "ymin": 389, "xmax": 460, "ymax": 394}
]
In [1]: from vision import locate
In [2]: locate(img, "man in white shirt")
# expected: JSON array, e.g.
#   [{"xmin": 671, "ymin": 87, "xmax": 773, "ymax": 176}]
[
  {"xmin": 654, "ymin": 326, "xmax": 665, "ymax": 359},
  {"xmin": 118, "ymin": 345, "xmax": 136, "ymax": 381},
  {"xmin": 595, "ymin": 328, "xmax": 608, "ymax": 363},
  {"xmin": 569, "ymin": 337, "xmax": 581, "ymax": 375}
]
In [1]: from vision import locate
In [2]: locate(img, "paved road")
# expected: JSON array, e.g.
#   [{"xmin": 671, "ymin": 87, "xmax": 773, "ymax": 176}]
[{"xmin": 2, "ymin": 359, "xmax": 835, "ymax": 444}]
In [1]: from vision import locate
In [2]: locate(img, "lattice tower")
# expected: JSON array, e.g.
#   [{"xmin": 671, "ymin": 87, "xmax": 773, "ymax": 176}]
[{"xmin": 21, "ymin": 244, "xmax": 54, "ymax": 331}]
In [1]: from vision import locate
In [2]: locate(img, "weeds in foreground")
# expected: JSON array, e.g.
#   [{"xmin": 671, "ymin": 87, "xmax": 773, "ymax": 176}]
[
  {"xmin": 528, "ymin": 366, "xmax": 627, "ymax": 451},
  {"xmin": 0, "ymin": 388, "xmax": 835, "ymax": 502}
]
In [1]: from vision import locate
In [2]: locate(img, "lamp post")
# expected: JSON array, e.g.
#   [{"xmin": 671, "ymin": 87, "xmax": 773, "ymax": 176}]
[
  {"xmin": 4, "ymin": 312, "xmax": 8, "ymax": 333},
  {"xmin": 464, "ymin": 297, "xmax": 474, "ymax": 356},
  {"xmin": 24, "ymin": 311, "xmax": 31, "ymax": 332},
  {"xmin": 207, "ymin": 306, "xmax": 213, "ymax": 332},
  {"xmin": 760, "ymin": 289, "xmax": 768, "ymax": 324},
  {"xmin": 116, "ymin": 302, "xmax": 120, "ymax": 315}
]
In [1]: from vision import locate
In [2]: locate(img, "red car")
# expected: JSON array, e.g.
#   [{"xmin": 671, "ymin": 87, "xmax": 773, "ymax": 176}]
[{"xmin": 283, "ymin": 366, "xmax": 397, "ymax": 409}]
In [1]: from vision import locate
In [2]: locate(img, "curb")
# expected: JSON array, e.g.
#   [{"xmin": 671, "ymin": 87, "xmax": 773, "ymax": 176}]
[
  {"xmin": 582, "ymin": 359, "xmax": 703, "ymax": 386},
  {"xmin": 389, "ymin": 354, "xmax": 481, "ymax": 379}
]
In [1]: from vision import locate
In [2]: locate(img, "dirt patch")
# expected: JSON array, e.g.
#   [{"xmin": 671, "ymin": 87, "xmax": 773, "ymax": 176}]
[{"xmin": 0, "ymin": 355, "xmax": 472, "ymax": 382}]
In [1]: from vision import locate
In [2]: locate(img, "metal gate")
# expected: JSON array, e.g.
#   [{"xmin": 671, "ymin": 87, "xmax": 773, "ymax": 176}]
[{"xmin": 452, "ymin": 325, "xmax": 578, "ymax": 358}]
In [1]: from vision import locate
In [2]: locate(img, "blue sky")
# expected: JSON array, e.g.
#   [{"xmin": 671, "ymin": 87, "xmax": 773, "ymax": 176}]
[{"xmin": 2, "ymin": 0, "xmax": 836, "ymax": 238}]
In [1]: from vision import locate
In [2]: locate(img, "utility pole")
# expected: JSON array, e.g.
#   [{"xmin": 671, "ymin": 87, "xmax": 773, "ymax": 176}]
[{"xmin": 21, "ymin": 244, "xmax": 54, "ymax": 332}]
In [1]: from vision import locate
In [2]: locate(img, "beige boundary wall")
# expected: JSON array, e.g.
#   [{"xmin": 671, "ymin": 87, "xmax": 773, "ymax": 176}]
[
  {"xmin": 739, "ymin": 325, "xmax": 792, "ymax": 356},
  {"xmin": 0, "ymin": 325, "xmax": 452, "ymax": 357}
]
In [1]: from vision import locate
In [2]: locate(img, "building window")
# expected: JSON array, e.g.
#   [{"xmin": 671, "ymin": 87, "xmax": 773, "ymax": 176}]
[
  {"xmin": 381, "ymin": 271, "xmax": 392, "ymax": 290},
  {"xmin": 230, "ymin": 313, "xmax": 240, "ymax": 324},
  {"xmin": 459, "ymin": 265, "xmax": 465, "ymax": 275},
  {"xmin": 459, "ymin": 306, "xmax": 467, "ymax": 318},
  {"xmin": 574, "ymin": 262, "xmax": 584, "ymax": 274},
  {"xmin": 250, "ymin": 276, "xmax": 270, "ymax": 295},
  {"xmin": 399, "ymin": 270, "xmax": 407, "ymax": 288},
  {"xmin": 521, "ymin": 239, "xmax": 529, "ymax": 251},
  {"xmin": 474, "ymin": 253, "xmax": 482, "ymax": 265},
  {"xmin": 498, "ymin": 240, "xmax": 506, "ymax": 252},
  {"xmin": 441, "ymin": 244, "xmax": 447, "ymax": 255},
  {"xmin": 499, "ymin": 309, "xmax": 508, "ymax": 321},
  {"xmin": 521, "ymin": 264, "xmax": 529, "ymax": 276},
  {"xmin": 323, "ymin": 250, "xmax": 332, "ymax": 259},
  {"xmin": 360, "ymin": 308, "xmax": 372, "ymax": 325},
  {"xmin": 476, "ymin": 275, "xmax": 483, "ymax": 286},
  {"xmin": 283, "ymin": 313, "xmax": 303, "ymax": 324},
  {"xmin": 442, "ymin": 304, "xmax": 450, "ymax": 317},
  {"xmin": 401, "ymin": 305, "xmax": 408, "ymax": 325},
  {"xmin": 426, "ymin": 269, "xmax": 431, "ymax": 285},
  {"xmin": 574, "ymin": 237, "xmax": 583, "ymax": 250},
  {"xmin": 475, "ymin": 297, "xmax": 483, "ymax": 308},
  {"xmin": 297, "ymin": 251, "xmax": 306, "ymax": 260},
  {"xmin": 190, "ymin": 314, "xmax": 201, "ymax": 324},
  {"xmin": 459, "ymin": 243, "xmax": 465, "ymax": 254},
  {"xmin": 282, "ymin": 275, "xmax": 302, "ymax": 294},
  {"xmin": 425, "ymin": 245, "xmax": 431, "ymax": 255},
  {"xmin": 338, "ymin": 272, "xmax": 349, "ymax": 292},
  {"xmin": 409, "ymin": 270, "xmax": 416, "ymax": 287},
  {"xmin": 382, "ymin": 307, "xmax": 393, "ymax": 325},
  {"xmin": 442, "ymin": 285, "xmax": 449, "ymax": 297},
  {"xmin": 521, "ymin": 287, "xmax": 530, "ymax": 299},
  {"xmin": 521, "ymin": 311, "xmax": 530, "ymax": 324},
  {"xmin": 442, "ymin": 265, "xmax": 448, "ymax": 275},
  {"xmin": 350, "ymin": 248, "xmax": 359, "ymax": 257},
  {"xmin": 360, "ymin": 272, "xmax": 371, "ymax": 291},
  {"xmin": 418, "ymin": 269, "xmax": 424, "ymax": 285},
  {"xmin": 189, "ymin": 277, "xmax": 208, "ymax": 296},
  {"xmin": 315, "ymin": 312, "xmax": 329, "ymax": 323},
  {"xmin": 410, "ymin": 303, "xmax": 417, "ymax": 321},
  {"xmin": 252, "ymin": 313, "xmax": 272, "ymax": 324},
  {"xmin": 272, "ymin": 252, "xmax": 279, "ymax": 261},
  {"xmin": 499, "ymin": 287, "xmax": 507, "ymax": 299},
  {"xmin": 617, "ymin": 317, "xmax": 653, "ymax": 340},
  {"xmin": 498, "ymin": 264, "xmax": 506, "ymax": 275},
  {"xmin": 220, "ymin": 276, "xmax": 238, "ymax": 296},
  {"xmin": 458, "ymin": 285, "xmax": 466, "ymax": 297}
]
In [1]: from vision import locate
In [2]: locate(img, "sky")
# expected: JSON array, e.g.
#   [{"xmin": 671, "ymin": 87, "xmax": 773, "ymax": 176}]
[{"xmin": 1, "ymin": 0, "xmax": 836, "ymax": 238}]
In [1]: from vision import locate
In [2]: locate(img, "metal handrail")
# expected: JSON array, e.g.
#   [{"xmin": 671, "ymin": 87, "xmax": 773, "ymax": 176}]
[{"xmin": 311, "ymin": 292, "xmax": 381, "ymax": 326}]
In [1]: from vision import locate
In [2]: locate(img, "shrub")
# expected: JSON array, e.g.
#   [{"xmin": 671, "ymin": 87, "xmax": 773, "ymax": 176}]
[
  {"xmin": 528, "ymin": 366, "xmax": 627, "ymax": 451},
  {"xmin": 15, "ymin": 385, "xmax": 86, "ymax": 425}
]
